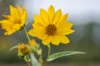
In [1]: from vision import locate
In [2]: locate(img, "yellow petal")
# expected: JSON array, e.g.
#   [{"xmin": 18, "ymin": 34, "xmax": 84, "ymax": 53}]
[
  {"xmin": 56, "ymin": 13, "xmax": 68, "ymax": 26},
  {"xmin": 32, "ymin": 23, "xmax": 45, "ymax": 30},
  {"xmin": 10, "ymin": 5, "xmax": 15, "ymax": 16},
  {"xmin": 57, "ymin": 22, "xmax": 73, "ymax": 29},
  {"xmin": 53, "ymin": 9, "xmax": 62, "ymax": 24},
  {"xmin": 57, "ymin": 22, "xmax": 74, "ymax": 35},
  {"xmin": 51, "ymin": 35, "xmax": 61, "ymax": 45},
  {"xmin": 28, "ymin": 29, "xmax": 38, "ymax": 37},
  {"xmin": 36, "ymin": 29, "xmax": 47, "ymax": 40},
  {"xmin": 48, "ymin": 5, "xmax": 55, "ymax": 24},
  {"xmin": 65, "ymin": 22, "xmax": 73, "ymax": 28},
  {"xmin": 13, "ymin": 24, "xmax": 20, "ymax": 30},
  {"xmin": 20, "ymin": 20, "xmax": 25, "ymax": 26},
  {"xmin": 21, "ymin": 5, "xmax": 27, "ymax": 22},
  {"xmin": 10, "ymin": 5, "xmax": 21, "ymax": 20},
  {"xmin": 34, "ymin": 15, "xmax": 45, "ymax": 26},
  {"xmin": 60, "ymin": 36, "xmax": 70, "ymax": 44},
  {"xmin": 3, "ymin": 15, "xmax": 11, "ymax": 19},
  {"xmin": 3, "ymin": 15, "xmax": 14, "ymax": 22},
  {"xmin": 0, "ymin": 20, "xmax": 11, "ymax": 30},
  {"xmin": 4, "ymin": 29, "xmax": 15, "ymax": 35},
  {"xmin": 60, "ymin": 13, "xmax": 68, "ymax": 22},
  {"xmin": 29, "ymin": 39, "xmax": 36, "ymax": 47},
  {"xmin": 40, "ymin": 8, "xmax": 49, "ymax": 25},
  {"xmin": 57, "ymin": 28, "xmax": 75, "ymax": 35},
  {"xmin": 65, "ymin": 29, "xmax": 75, "ymax": 35},
  {"xmin": 28, "ymin": 28, "xmax": 46, "ymax": 40},
  {"xmin": 16, "ymin": 5, "xmax": 21, "ymax": 14},
  {"xmin": 42, "ymin": 36, "xmax": 52, "ymax": 45}
]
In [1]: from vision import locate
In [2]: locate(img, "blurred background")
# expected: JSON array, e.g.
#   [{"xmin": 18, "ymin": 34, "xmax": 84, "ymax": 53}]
[{"xmin": 0, "ymin": 0, "xmax": 100, "ymax": 66}]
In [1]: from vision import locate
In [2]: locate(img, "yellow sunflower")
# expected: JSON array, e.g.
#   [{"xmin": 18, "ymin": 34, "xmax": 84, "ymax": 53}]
[
  {"xmin": 0, "ymin": 5, "xmax": 27, "ymax": 35},
  {"xmin": 18, "ymin": 39, "xmax": 36, "ymax": 56},
  {"xmin": 18, "ymin": 43, "xmax": 29, "ymax": 56},
  {"xmin": 28, "ymin": 5, "xmax": 75, "ymax": 45}
]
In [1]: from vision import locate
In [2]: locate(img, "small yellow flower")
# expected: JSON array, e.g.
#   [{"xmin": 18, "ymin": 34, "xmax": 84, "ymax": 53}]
[
  {"xmin": 18, "ymin": 43, "xmax": 29, "ymax": 56},
  {"xmin": 29, "ymin": 39, "xmax": 36, "ymax": 47},
  {"xmin": 28, "ymin": 5, "xmax": 75, "ymax": 45},
  {"xmin": 0, "ymin": 5, "xmax": 27, "ymax": 35}
]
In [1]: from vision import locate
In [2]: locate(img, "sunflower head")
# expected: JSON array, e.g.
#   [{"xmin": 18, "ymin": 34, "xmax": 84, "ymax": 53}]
[
  {"xmin": 0, "ymin": 5, "xmax": 27, "ymax": 35},
  {"xmin": 28, "ymin": 5, "xmax": 75, "ymax": 46},
  {"xmin": 46, "ymin": 24, "xmax": 57, "ymax": 35},
  {"xmin": 18, "ymin": 43, "xmax": 29, "ymax": 56}
]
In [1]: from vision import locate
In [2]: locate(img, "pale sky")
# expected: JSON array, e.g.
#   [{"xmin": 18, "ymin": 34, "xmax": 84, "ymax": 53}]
[{"xmin": 16, "ymin": 0, "xmax": 100, "ymax": 25}]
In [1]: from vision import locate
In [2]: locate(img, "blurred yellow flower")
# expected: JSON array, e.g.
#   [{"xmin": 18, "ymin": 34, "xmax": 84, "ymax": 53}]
[
  {"xmin": 0, "ymin": 5, "xmax": 27, "ymax": 35},
  {"xmin": 28, "ymin": 5, "xmax": 75, "ymax": 45},
  {"xmin": 18, "ymin": 43, "xmax": 29, "ymax": 56},
  {"xmin": 29, "ymin": 39, "xmax": 36, "ymax": 47}
]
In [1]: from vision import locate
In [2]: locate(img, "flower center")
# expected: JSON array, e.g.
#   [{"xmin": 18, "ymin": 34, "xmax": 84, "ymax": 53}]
[
  {"xmin": 14, "ymin": 19, "xmax": 21, "ymax": 24},
  {"xmin": 46, "ymin": 24, "xmax": 56, "ymax": 36},
  {"xmin": 18, "ymin": 44, "xmax": 29, "ymax": 55},
  {"xmin": 21, "ymin": 47, "xmax": 29, "ymax": 55}
]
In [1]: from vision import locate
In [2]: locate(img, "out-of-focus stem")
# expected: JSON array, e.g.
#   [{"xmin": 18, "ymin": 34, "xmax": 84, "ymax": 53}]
[
  {"xmin": 47, "ymin": 45, "xmax": 51, "ymax": 57},
  {"xmin": 24, "ymin": 27, "xmax": 31, "ymax": 66},
  {"xmin": 27, "ymin": 62, "xmax": 31, "ymax": 66},
  {"xmin": 40, "ymin": 45, "xmax": 51, "ymax": 66},
  {"xmin": 24, "ymin": 27, "xmax": 31, "ymax": 42},
  {"xmin": 38, "ymin": 49, "xmax": 45, "ymax": 66}
]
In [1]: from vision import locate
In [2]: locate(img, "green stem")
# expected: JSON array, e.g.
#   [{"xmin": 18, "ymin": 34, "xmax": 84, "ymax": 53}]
[
  {"xmin": 27, "ymin": 62, "xmax": 31, "ymax": 66},
  {"xmin": 24, "ymin": 27, "xmax": 31, "ymax": 42},
  {"xmin": 24, "ymin": 27, "xmax": 31, "ymax": 66},
  {"xmin": 40, "ymin": 45, "xmax": 51, "ymax": 66},
  {"xmin": 40, "ymin": 55, "xmax": 44, "ymax": 66},
  {"xmin": 47, "ymin": 45, "xmax": 51, "ymax": 57},
  {"xmin": 39, "ymin": 50, "xmax": 44, "ymax": 66},
  {"xmin": 24, "ymin": 27, "xmax": 41, "ymax": 66}
]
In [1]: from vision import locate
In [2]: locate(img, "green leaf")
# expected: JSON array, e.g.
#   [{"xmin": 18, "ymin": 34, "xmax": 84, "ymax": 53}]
[
  {"xmin": 9, "ymin": 45, "xmax": 18, "ymax": 51},
  {"xmin": 30, "ymin": 53, "xmax": 41, "ymax": 66},
  {"xmin": 47, "ymin": 51, "xmax": 85, "ymax": 62}
]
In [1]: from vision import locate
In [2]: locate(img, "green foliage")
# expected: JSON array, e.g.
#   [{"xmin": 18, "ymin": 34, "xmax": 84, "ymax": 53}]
[
  {"xmin": 47, "ymin": 51, "xmax": 85, "ymax": 62},
  {"xmin": 18, "ymin": 52, "xmax": 24, "ymax": 57},
  {"xmin": 24, "ymin": 55, "xmax": 30, "ymax": 62},
  {"xmin": 30, "ymin": 53, "xmax": 41, "ymax": 66}
]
